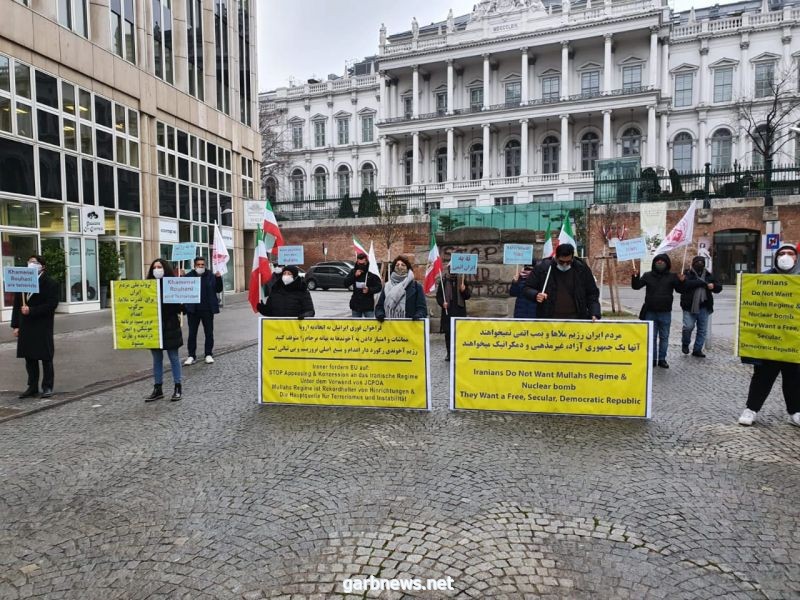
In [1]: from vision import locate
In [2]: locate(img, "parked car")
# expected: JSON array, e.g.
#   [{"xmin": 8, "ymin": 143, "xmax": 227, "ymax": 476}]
[
  {"xmin": 314, "ymin": 260, "xmax": 355, "ymax": 271},
  {"xmin": 305, "ymin": 263, "xmax": 353, "ymax": 291}
]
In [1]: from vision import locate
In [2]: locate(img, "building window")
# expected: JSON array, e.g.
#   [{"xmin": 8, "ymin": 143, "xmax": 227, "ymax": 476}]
[
  {"xmin": 621, "ymin": 127, "xmax": 641, "ymax": 157},
  {"xmin": 542, "ymin": 76, "xmax": 560, "ymax": 100},
  {"xmin": 337, "ymin": 118, "xmax": 349, "ymax": 145},
  {"xmin": 435, "ymin": 91, "xmax": 447, "ymax": 115},
  {"xmin": 673, "ymin": 132, "xmax": 693, "ymax": 173},
  {"xmin": 580, "ymin": 71, "xmax": 599, "ymax": 97},
  {"xmin": 711, "ymin": 129, "xmax": 732, "ymax": 171},
  {"xmin": 336, "ymin": 165, "xmax": 350, "ymax": 196},
  {"xmin": 291, "ymin": 168, "xmax": 304, "ymax": 200},
  {"xmin": 265, "ymin": 176, "xmax": 277, "ymax": 201},
  {"xmin": 361, "ymin": 115, "xmax": 373, "ymax": 143},
  {"xmin": 313, "ymin": 120, "xmax": 325, "ymax": 147},
  {"xmin": 59, "ymin": 0, "xmax": 88, "ymax": 37},
  {"xmin": 580, "ymin": 132, "xmax": 599, "ymax": 171},
  {"xmin": 360, "ymin": 163, "xmax": 375, "ymax": 192},
  {"xmin": 505, "ymin": 81, "xmax": 521, "ymax": 105},
  {"xmin": 574, "ymin": 191, "xmax": 594, "ymax": 203},
  {"xmin": 187, "ymin": 0, "xmax": 204, "ymax": 100},
  {"xmin": 435, "ymin": 147, "xmax": 447, "ymax": 183},
  {"xmin": 241, "ymin": 156, "xmax": 254, "ymax": 200},
  {"xmin": 622, "ymin": 65, "xmax": 642, "ymax": 91},
  {"xmin": 541, "ymin": 135, "xmax": 559, "ymax": 174},
  {"xmin": 752, "ymin": 124, "xmax": 771, "ymax": 169},
  {"xmin": 313, "ymin": 166, "xmax": 327, "ymax": 198},
  {"xmin": 402, "ymin": 96, "xmax": 412, "ymax": 118},
  {"xmin": 469, "ymin": 87, "xmax": 483, "ymax": 110},
  {"xmin": 469, "ymin": 143, "xmax": 483, "ymax": 180},
  {"xmin": 111, "ymin": 0, "xmax": 136, "ymax": 62},
  {"xmin": 404, "ymin": 150, "xmax": 413, "ymax": 185},
  {"xmin": 494, "ymin": 197, "xmax": 514, "ymax": 206},
  {"xmin": 291, "ymin": 123, "xmax": 303, "ymax": 149},
  {"xmin": 674, "ymin": 73, "xmax": 693, "ymax": 107},
  {"xmin": 754, "ymin": 62, "xmax": 775, "ymax": 98},
  {"xmin": 215, "ymin": 0, "xmax": 230, "ymax": 113},
  {"xmin": 713, "ymin": 67, "xmax": 733, "ymax": 103},
  {"xmin": 152, "ymin": 0, "xmax": 174, "ymax": 84},
  {"xmin": 238, "ymin": 0, "xmax": 252, "ymax": 125},
  {"xmin": 504, "ymin": 140, "xmax": 520, "ymax": 177}
]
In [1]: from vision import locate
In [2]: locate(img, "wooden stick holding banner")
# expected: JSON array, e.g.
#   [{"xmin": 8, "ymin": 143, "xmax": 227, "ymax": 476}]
[{"xmin": 439, "ymin": 275, "xmax": 448, "ymax": 316}]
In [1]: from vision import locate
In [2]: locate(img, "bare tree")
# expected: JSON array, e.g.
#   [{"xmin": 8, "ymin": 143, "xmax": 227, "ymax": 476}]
[
  {"xmin": 374, "ymin": 194, "xmax": 404, "ymax": 279},
  {"xmin": 259, "ymin": 97, "xmax": 290, "ymax": 201}
]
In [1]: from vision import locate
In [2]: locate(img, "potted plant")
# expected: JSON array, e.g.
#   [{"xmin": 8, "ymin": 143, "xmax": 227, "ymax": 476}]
[
  {"xmin": 99, "ymin": 242, "xmax": 120, "ymax": 309},
  {"xmin": 41, "ymin": 245, "xmax": 67, "ymax": 302}
]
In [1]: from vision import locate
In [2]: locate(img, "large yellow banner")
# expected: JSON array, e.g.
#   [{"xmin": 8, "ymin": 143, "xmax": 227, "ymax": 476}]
[
  {"xmin": 451, "ymin": 318, "xmax": 652, "ymax": 418},
  {"xmin": 112, "ymin": 280, "xmax": 163, "ymax": 350},
  {"xmin": 736, "ymin": 273, "xmax": 800, "ymax": 363},
  {"xmin": 259, "ymin": 319, "xmax": 430, "ymax": 410}
]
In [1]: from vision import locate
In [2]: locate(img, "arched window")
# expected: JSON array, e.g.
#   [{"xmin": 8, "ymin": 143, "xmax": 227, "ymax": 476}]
[
  {"xmin": 360, "ymin": 163, "xmax": 375, "ymax": 192},
  {"xmin": 711, "ymin": 129, "xmax": 732, "ymax": 171},
  {"xmin": 505, "ymin": 139, "xmax": 521, "ymax": 177},
  {"xmin": 470, "ymin": 143, "xmax": 483, "ymax": 180},
  {"xmin": 580, "ymin": 132, "xmax": 599, "ymax": 171},
  {"xmin": 435, "ymin": 147, "xmax": 447, "ymax": 183},
  {"xmin": 673, "ymin": 132, "xmax": 693, "ymax": 173},
  {"xmin": 290, "ymin": 169, "xmax": 304, "ymax": 201},
  {"xmin": 313, "ymin": 166, "xmax": 327, "ymax": 198},
  {"xmin": 621, "ymin": 127, "xmax": 641, "ymax": 157},
  {"xmin": 404, "ymin": 150, "xmax": 413, "ymax": 185},
  {"xmin": 265, "ymin": 177, "xmax": 278, "ymax": 202},
  {"xmin": 541, "ymin": 136, "xmax": 559, "ymax": 174},
  {"xmin": 337, "ymin": 165, "xmax": 351, "ymax": 197},
  {"xmin": 752, "ymin": 124, "xmax": 771, "ymax": 169}
]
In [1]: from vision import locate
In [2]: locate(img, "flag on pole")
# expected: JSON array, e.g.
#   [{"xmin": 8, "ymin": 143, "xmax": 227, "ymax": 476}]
[
  {"xmin": 212, "ymin": 222, "xmax": 230, "ymax": 275},
  {"xmin": 367, "ymin": 241, "xmax": 381, "ymax": 281},
  {"xmin": 248, "ymin": 229, "xmax": 272, "ymax": 313},
  {"xmin": 654, "ymin": 199, "xmax": 697, "ymax": 255},
  {"xmin": 557, "ymin": 212, "xmax": 577, "ymax": 250},
  {"xmin": 353, "ymin": 236, "xmax": 368, "ymax": 256},
  {"xmin": 263, "ymin": 200, "xmax": 284, "ymax": 254},
  {"xmin": 542, "ymin": 221, "xmax": 554, "ymax": 259},
  {"xmin": 423, "ymin": 237, "xmax": 443, "ymax": 293}
]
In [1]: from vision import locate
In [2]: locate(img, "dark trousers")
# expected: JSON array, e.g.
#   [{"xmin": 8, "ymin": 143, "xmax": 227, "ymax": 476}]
[
  {"xmin": 26, "ymin": 358, "xmax": 54, "ymax": 390},
  {"xmin": 187, "ymin": 311, "xmax": 215, "ymax": 358},
  {"xmin": 746, "ymin": 360, "xmax": 800, "ymax": 414}
]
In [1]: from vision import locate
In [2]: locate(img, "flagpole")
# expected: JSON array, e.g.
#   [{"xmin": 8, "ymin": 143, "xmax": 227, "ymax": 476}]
[
  {"xmin": 542, "ymin": 265, "xmax": 552, "ymax": 295},
  {"xmin": 439, "ymin": 276, "xmax": 448, "ymax": 316},
  {"xmin": 681, "ymin": 244, "xmax": 689, "ymax": 271}
]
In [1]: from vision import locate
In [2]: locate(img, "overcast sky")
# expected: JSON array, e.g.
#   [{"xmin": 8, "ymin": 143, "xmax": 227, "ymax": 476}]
[{"xmin": 257, "ymin": 0, "xmax": 740, "ymax": 92}]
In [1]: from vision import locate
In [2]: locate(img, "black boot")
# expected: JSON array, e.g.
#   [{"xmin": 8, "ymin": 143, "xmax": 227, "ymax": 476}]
[
  {"xmin": 19, "ymin": 387, "xmax": 38, "ymax": 399},
  {"xmin": 145, "ymin": 384, "xmax": 163, "ymax": 402},
  {"xmin": 170, "ymin": 383, "xmax": 182, "ymax": 402}
]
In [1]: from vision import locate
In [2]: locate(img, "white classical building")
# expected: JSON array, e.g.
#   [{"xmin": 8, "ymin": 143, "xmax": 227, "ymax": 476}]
[{"xmin": 261, "ymin": 0, "xmax": 800, "ymax": 210}]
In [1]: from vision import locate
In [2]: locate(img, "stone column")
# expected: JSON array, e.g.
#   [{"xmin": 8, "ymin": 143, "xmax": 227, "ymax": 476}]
[
  {"xmin": 89, "ymin": 0, "xmax": 111, "ymax": 50},
  {"xmin": 483, "ymin": 54, "xmax": 491, "ymax": 108},
  {"xmin": 699, "ymin": 44, "xmax": 709, "ymax": 105},
  {"xmin": 561, "ymin": 41, "xmax": 570, "ymax": 98},
  {"xmin": 412, "ymin": 65, "xmax": 419, "ymax": 118},
  {"xmin": 380, "ymin": 136, "xmax": 388, "ymax": 187},
  {"xmin": 739, "ymin": 38, "xmax": 750, "ymax": 99},
  {"xmin": 378, "ymin": 72, "xmax": 386, "ymax": 121},
  {"xmin": 602, "ymin": 109, "xmax": 612, "ymax": 159},
  {"xmin": 659, "ymin": 113, "xmax": 668, "ymax": 170},
  {"xmin": 521, "ymin": 48, "xmax": 529, "ymax": 104},
  {"xmin": 520, "ymin": 119, "xmax": 529, "ymax": 177},
  {"xmin": 172, "ymin": 0, "xmax": 189, "ymax": 94},
  {"xmin": 603, "ymin": 34, "xmax": 613, "ymax": 92},
  {"xmin": 647, "ymin": 105, "xmax": 657, "ymax": 167},
  {"xmin": 446, "ymin": 127, "xmax": 454, "ymax": 181},
  {"xmin": 649, "ymin": 26, "xmax": 659, "ymax": 88},
  {"xmin": 560, "ymin": 114, "xmax": 570, "ymax": 171},
  {"xmin": 412, "ymin": 132, "xmax": 420, "ymax": 184},
  {"xmin": 698, "ymin": 117, "xmax": 707, "ymax": 169},
  {"xmin": 482, "ymin": 124, "xmax": 490, "ymax": 179},
  {"xmin": 447, "ymin": 60, "xmax": 454, "ymax": 114},
  {"xmin": 661, "ymin": 38, "xmax": 670, "ymax": 96}
]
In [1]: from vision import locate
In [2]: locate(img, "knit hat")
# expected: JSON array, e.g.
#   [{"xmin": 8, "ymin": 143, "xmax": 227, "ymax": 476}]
[
  {"xmin": 283, "ymin": 265, "xmax": 299, "ymax": 277},
  {"xmin": 776, "ymin": 242, "xmax": 797, "ymax": 256}
]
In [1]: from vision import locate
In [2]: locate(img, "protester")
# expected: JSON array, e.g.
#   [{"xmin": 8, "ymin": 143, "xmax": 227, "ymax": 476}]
[
  {"xmin": 738, "ymin": 242, "xmax": 800, "ymax": 427},
  {"xmin": 344, "ymin": 252, "xmax": 382, "ymax": 317},
  {"xmin": 183, "ymin": 256, "xmax": 223, "ymax": 365},
  {"xmin": 524, "ymin": 244, "xmax": 600, "ymax": 321},
  {"xmin": 509, "ymin": 264, "xmax": 537, "ymax": 319},
  {"xmin": 257, "ymin": 265, "xmax": 315, "ymax": 318},
  {"xmin": 631, "ymin": 253, "xmax": 685, "ymax": 369},
  {"xmin": 375, "ymin": 256, "xmax": 428, "ymax": 323},
  {"xmin": 680, "ymin": 255, "xmax": 722, "ymax": 357},
  {"xmin": 436, "ymin": 268, "xmax": 471, "ymax": 361},
  {"xmin": 145, "ymin": 259, "xmax": 183, "ymax": 402},
  {"xmin": 10, "ymin": 255, "xmax": 59, "ymax": 399}
]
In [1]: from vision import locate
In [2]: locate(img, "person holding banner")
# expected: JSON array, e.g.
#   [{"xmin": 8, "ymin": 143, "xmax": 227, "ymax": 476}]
[
  {"xmin": 145, "ymin": 259, "xmax": 184, "ymax": 402},
  {"xmin": 525, "ymin": 244, "xmax": 600, "ymax": 321},
  {"xmin": 509, "ymin": 264, "xmax": 537, "ymax": 319},
  {"xmin": 183, "ymin": 257, "xmax": 224, "ymax": 365},
  {"xmin": 10, "ymin": 255, "xmax": 60, "ymax": 399},
  {"xmin": 436, "ymin": 267, "xmax": 472, "ymax": 362},
  {"xmin": 257, "ymin": 265, "xmax": 315, "ymax": 318},
  {"xmin": 375, "ymin": 256, "xmax": 428, "ymax": 323},
  {"xmin": 679, "ymin": 256, "xmax": 722, "ymax": 358},
  {"xmin": 344, "ymin": 253, "xmax": 382, "ymax": 318}
]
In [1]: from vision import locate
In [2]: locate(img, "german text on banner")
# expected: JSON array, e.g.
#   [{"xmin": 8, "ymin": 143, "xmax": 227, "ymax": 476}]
[
  {"xmin": 112, "ymin": 280, "xmax": 163, "ymax": 350},
  {"xmin": 450, "ymin": 318, "xmax": 652, "ymax": 418},
  {"xmin": 736, "ymin": 273, "xmax": 800, "ymax": 363},
  {"xmin": 259, "ymin": 319, "xmax": 430, "ymax": 410}
]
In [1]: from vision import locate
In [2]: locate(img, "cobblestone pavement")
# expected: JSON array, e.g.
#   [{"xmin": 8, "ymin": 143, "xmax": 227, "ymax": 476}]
[{"xmin": 1, "ymin": 329, "xmax": 799, "ymax": 599}]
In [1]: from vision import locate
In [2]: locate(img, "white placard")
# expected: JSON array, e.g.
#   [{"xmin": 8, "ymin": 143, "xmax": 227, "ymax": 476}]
[
  {"xmin": 81, "ymin": 206, "xmax": 105, "ymax": 235},
  {"xmin": 243, "ymin": 200, "xmax": 264, "ymax": 230},
  {"xmin": 222, "ymin": 227, "xmax": 234, "ymax": 247},
  {"xmin": 159, "ymin": 218, "xmax": 179, "ymax": 243}
]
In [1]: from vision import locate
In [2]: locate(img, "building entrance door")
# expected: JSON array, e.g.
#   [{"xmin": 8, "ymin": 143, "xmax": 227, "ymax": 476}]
[{"xmin": 713, "ymin": 229, "xmax": 759, "ymax": 285}]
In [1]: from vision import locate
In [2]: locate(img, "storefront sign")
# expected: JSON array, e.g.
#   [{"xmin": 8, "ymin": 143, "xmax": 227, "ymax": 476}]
[
  {"xmin": 277, "ymin": 245, "xmax": 304, "ymax": 265},
  {"xmin": 736, "ymin": 273, "xmax": 800, "ymax": 363},
  {"xmin": 2, "ymin": 266, "xmax": 40, "ymax": 293},
  {"xmin": 163, "ymin": 277, "xmax": 201, "ymax": 304},
  {"xmin": 259, "ymin": 319, "xmax": 430, "ymax": 410},
  {"xmin": 171, "ymin": 242, "xmax": 198, "ymax": 262},
  {"xmin": 111, "ymin": 280, "xmax": 163, "ymax": 349},
  {"xmin": 449, "ymin": 253, "xmax": 478, "ymax": 275},
  {"xmin": 159, "ymin": 219, "xmax": 179, "ymax": 243},
  {"xmin": 221, "ymin": 227, "xmax": 234, "ymax": 247},
  {"xmin": 81, "ymin": 206, "xmax": 105, "ymax": 235},
  {"xmin": 244, "ymin": 201, "xmax": 264, "ymax": 230},
  {"xmin": 503, "ymin": 244, "xmax": 534, "ymax": 265}
]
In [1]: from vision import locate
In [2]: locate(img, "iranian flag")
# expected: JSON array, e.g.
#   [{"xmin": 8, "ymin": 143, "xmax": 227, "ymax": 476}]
[
  {"xmin": 263, "ymin": 200, "xmax": 284, "ymax": 254},
  {"xmin": 423, "ymin": 238, "xmax": 443, "ymax": 294},
  {"xmin": 353, "ymin": 236, "xmax": 368, "ymax": 256},
  {"xmin": 558, "ymin": 212, "xmax": 577, "ymax": 250},
  {"xmin": 542, "ymin": 221, "xmax": 554, "ymax": 259},
  {"xmin": 248, "ymin": 229, "xmax": 272, "ymax": 313}
]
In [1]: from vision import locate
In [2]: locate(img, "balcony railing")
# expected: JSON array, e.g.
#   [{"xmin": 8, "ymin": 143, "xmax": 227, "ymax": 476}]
[
  {"xmin": 382, "ymin": 172, "xmax": 594, "ymax": 194},
  {"xmin": 272, "ymin": 191, "xmax": 429, "ymax": 221}
]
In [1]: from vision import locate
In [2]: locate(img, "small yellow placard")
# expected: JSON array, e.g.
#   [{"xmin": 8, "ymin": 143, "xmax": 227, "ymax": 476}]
[
  {"xmin": 259, "ymin": 319, "xmax": 430, "ymax": 410},
  {"xmin": 451, "ymin": 318, "xmax": 652, "ymax": 418},
  {"xmin": 111, "ymin": 280, "xmax": 162, "ymax": 350},
  {"xmin": 736, "ymin": 273, "xmax": 800, "ymax": 363}
]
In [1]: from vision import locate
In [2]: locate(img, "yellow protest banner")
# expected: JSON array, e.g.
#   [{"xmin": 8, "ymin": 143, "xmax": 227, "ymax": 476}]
[
  {"xmin": 451, "ymin": 318, "xmax": 652, "ymax": 418},
  {"xmin": 112, "ymin": 280, "xmax": 163, "ymax": 350},
  {"xmin": 259, "ymin": 318, "xmax": 430, "ymax": 410},
  {"xmin": 736, "ymin": 273, "xmax": 800, "ymax": 363}
]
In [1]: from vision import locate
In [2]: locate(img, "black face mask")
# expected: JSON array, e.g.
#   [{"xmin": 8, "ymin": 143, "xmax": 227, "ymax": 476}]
[
  {"xmin": 692, "ymin": 263, "xmax": 705, "ymax": 273},
  {"xmin": 654, "ymin": 263, "xmax": 667, "ymax": 272}
]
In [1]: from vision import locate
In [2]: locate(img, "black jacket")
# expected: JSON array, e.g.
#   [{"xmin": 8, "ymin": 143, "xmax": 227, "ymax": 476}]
[
  {"xmin": 631, "ymin": 254, "xmax": 684, "ymax": 313},
  {"xmin": 523, "ymin": 257, "xmax": 600, "ymax": 319},
  {"xmin": 257, "ymin": 277, "xmax": 315, "ymax": 318},
  {"xmin": 344, "ymin": 265, "xmax": 383, "ymax": 312},
  {"xmin": 375, "ymin": 281, "xmax": 429, "ymax": 320},
  {"xmin": 183, "ymin": 270, "xmax": 223, "ymax": 314},
  {"xmin": 679, "ymin": 267, "xmax": 722, "ymax": 313},
  {"xmin": 11, "ymin": 274, "xmax": 60, "ymax": 360},
  {"xmin": 510, "ymin": 272, "xmax": 537, "ymax": 319},
  {"xmin": 159, "ymin": 299, "xmax": 184, "ymax": 350},
  {"xmin": 436, "ymin": 276, "xmax": 471, "ymax": 331}
]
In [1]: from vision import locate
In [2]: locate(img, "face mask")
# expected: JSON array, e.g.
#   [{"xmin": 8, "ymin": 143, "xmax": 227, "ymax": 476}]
[
  {"xmin": 282, "ymin": 275, "xmax": 294, "ymax": 285},
  {"xmin": 692, "ymin": 263, "xmax": 704, "ymax": 273},
  {"xmin": 556, "ymin": 263, "xmax": 571, "ymax": 272},
  {"xmin": 274, "ymin": 267, "xmax": 283, "ymax": 274},
  {"xmin": 394, "ymin": 264, "xmax": 408, "ymax": 276},
  {"xmin": 195, "ymin": 267, "xmax": 206, "ymax": 275},
  {"xmin": 776, "ymin": 254, "xmax": 796, "ymax": 271},
  {"xmin": 152, "ymin": 268, "xmax": 164, "ymax": 279},
  {"xmin": 28, "ymin": 262, "xmax": 43, "ymax": 272},
  {"xmin": 654, "ymin": 263, "xmax": 667, "ymax": 272}
]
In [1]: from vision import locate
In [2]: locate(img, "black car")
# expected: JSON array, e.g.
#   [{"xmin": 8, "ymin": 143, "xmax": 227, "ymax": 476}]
[{"xmin": 305, "ymin": 264, "xmax": 353, "ymax": 291}]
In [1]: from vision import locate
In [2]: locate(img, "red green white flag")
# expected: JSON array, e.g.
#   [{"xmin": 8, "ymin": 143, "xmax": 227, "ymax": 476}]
[
  {"xmin": 248, "ymin": 229, "xmax": 272, "ymax": 313},
  {"xmin": 423, "ymin": 238, "xmax": 443, "ymax": 293},
  {"xmin": 263, "ymin": 200, "xmax": 284, "ymax": 254},
  {"xmin": 542, "ymin": 221, "xmax": 554, "ymax": 259},
  {"xmin": 353, "ymin": 236, "xmax": 367, "ymax": 256}
]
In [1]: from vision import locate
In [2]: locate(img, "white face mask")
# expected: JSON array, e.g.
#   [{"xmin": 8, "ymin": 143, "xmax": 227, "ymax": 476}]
[
  {"xmin": 273, "ymin": 267, "xmax": 283, "ymax": 274},
  {"xmin": 394, "ymin": 264, "xmax": 408, "ymax": 276},
  {"xmin": 152, "ymin": 268, "xmax": 165, "ymax": 279},
  {"xmin": 194, "ymin": 267, "xmax": 206, "ymax": 275},
  {"xmin": 27, "ymin": 262, "xmax": 43, "ymax": 272},
  {"xmin": 556, "ymin": 263, "xmax": 572, "ymax": 272},
  {"xmin": 776, "ymin": 254, "xmax": 796, "ymax": 271},
  {"xmin": 282, "ymin": 275, "xmax": 294, "ymax": 285}
]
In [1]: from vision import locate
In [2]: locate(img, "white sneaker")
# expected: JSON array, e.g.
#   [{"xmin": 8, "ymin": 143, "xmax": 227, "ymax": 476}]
[
  {"xmin": 790, "ymin": 413, "xmax": 800, "ymax": 427},
  {"xmin": 183, "ymin": 357, "xmax": 195, "ymax": 366},
  {"xmin": 204, "ymin": 355, "xmax": 215, "ymax": 364},
  {"xmin": 738, "ymin": 408, "xmax": 757, "ymax": 426}
]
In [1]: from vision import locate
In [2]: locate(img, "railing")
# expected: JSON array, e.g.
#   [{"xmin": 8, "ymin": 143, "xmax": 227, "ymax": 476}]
[
  {"xmin": 672, "ymin": 9, "xmax": 790, "ymax": 41},
  {"xmin": 308, "ymin": 83, "xmax": 327, "ymax": 94},
  {"xmin": 708, "ymin": 16, "xmax": 741, "ymax": 32},
  {"xmin": 272, "ymin": 191, "xmax": 429, "ymax": 221}
]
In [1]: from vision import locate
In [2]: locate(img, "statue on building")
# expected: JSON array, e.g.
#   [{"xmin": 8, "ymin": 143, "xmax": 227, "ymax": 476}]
[
  {"xmin": 379, "ymin": 23, "xmax": 386, "ymax": 46},
  {"xmin": 411, "ymin": 17, "xmax": 419, "ymax": 40},
  {"xmin": 447, "ymin": 9, "xmax": 455, "ymax": 33}
]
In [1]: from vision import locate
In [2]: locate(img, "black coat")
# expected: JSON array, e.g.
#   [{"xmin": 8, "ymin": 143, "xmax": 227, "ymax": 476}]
[
  {"xmin": 344, "ymin": 266, "xmax": 383, "ymax": 312},
  {"xmin": 631, "ymin": 254, "xmax": 684, "ymax": 313},
  {"xmin": 436, "ymin": 276, "xmax": 471, "ymax": 332},
  {"xmin": 510, "ymin": 273, "xmax": 537, "ymax": 319},
  {"xmin": 679, "ymin": 268, "xmax": 722, "ymax": 313},
  {"xmin": 183, "ymin": 270, "xmax": 223, "ymax": 314},
  {"xmin": 375, "ymin": 281, "xmax": 429, "ymax": 320},
  {"xmin": 258, "ymin": 277, "xmax": 315, "ymax": 318},
  {"xmin": 159, "ymin": 298, "xmax": 184, "ymax": 350},
  {"xmin": 10, "ymin": 274, "xmax": 60, "ymax": 360},
  {"xmin": 523, "ymin": 257, "xmax": 601, "ymax": 319}
]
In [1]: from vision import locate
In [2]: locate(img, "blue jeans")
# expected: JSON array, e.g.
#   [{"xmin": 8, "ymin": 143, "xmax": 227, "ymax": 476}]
[
  {"xmin": 151, "ymin": 349, "xmax": 182, "ymax": 385},
  {"xmin": 351, "ymin": 310, "xmax": 375, "ymax": 318},
  {"xmin": 644, "ymin": 311, "xmax": 671, "ymax": 362},
  {"xmin": 682, "ymin": 308, "xmax": 709, "ymax": 352}
]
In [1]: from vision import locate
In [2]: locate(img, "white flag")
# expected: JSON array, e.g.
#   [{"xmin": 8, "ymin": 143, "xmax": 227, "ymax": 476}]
[
  {"xmin": 212, "ymin": 222, "xmax": 230, "ymax": 275},
  {"xmin": 654, "ymin": 200, "xmax": 697, "ymax": 255},
  {"xmin": 367, "ymin": 241, "xmax": 381, "ymax": 281}
]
